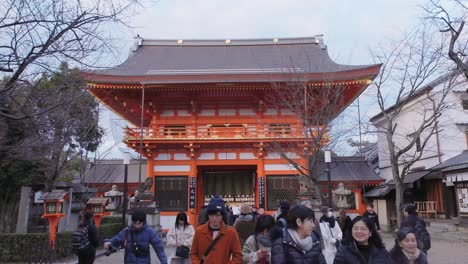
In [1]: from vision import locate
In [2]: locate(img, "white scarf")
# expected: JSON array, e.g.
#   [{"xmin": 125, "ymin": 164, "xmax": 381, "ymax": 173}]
[
  {"xmin": 287, "ymin": 229, "xmax": 313, "ymax": 251},
  {"xmin": 402, "ymin": 248, "xmax": 420, "ymax": 263}
]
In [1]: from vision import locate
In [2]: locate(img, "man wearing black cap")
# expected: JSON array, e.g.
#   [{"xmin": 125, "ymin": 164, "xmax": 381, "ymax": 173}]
[
  {"xmin": 104, "ymin": 209, "xmax": 167, "ymax": 264},
  {"xmin": 190, "ymin": 196, "xmax": 242, "ymax": 264}
]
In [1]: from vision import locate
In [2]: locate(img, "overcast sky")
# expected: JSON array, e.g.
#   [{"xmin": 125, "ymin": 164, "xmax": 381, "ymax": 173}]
[{"xmin": 97, "ymin": 0, "xmax": 426, "ymax": 159}]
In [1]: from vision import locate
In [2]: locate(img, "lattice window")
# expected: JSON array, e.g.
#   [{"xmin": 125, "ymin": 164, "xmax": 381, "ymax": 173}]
[
  {"xmin": 164, "ymin": 125, "xmax": 186, "ymax": 136},
  {"xmin": 155, "ymin": 176, "xmax": 188, "ymax": 211},
  {"xmin": 268, "ymin": 124, "xmax": 291, "ymax": 135},
  {"xmin": 266, "ymin": 175, "xmax": 299, "ymax": 210}
]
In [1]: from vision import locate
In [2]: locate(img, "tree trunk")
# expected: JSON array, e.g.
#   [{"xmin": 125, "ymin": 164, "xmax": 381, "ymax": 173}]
[{"xmin": 395, "ymin": 180, "xmax": 405, "ymax": 228}]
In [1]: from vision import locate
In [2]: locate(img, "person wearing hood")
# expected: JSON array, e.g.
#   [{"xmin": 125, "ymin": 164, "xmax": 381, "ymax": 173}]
[
  {"xmin": 234, "ymin": 203, "xmax": 257, "ymax": 247},
  {"xmin": 389, "ymin": 227, "xmax": 428, "ymax": 264},
  {"xmin": 103, "ymin": 210, "xmax": 167, "ymax": 264},
  {"xmin": 319, "ymin": 207, "xmax": 342, "ymax": 264}
]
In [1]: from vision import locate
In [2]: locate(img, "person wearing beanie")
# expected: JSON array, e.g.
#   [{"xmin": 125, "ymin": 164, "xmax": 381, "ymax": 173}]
[
  {"xmin": 190, "ymin": 196, "xmax": 242, "ymax": 264},
  {"xmin": 319, "ymin": 207, "xmax": 342, "ymax": 264},
  {"xmin": 233, "ymin": 203, "xmax": 256, "ymax": 247},
  {"xmin": 104, "ymin": 209, "xmax": 167, "ymax": 264}
]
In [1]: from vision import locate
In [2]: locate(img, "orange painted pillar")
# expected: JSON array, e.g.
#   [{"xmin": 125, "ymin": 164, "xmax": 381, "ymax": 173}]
[{"xmin": 147, "ymin": 159, "xmax": 155, "ymax": 193}]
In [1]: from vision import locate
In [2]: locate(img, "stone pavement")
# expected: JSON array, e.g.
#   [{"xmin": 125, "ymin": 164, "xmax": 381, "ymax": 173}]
[{"xmin": 58, "ymin": 232, "xmax": 468, "ymax": 264}]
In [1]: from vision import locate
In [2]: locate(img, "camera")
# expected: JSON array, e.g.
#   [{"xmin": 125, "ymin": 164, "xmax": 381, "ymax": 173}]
[
  {"xmin": 132, "ymin": 242, "xmax": 149, "ymax": 257},
  {"xmin": 104, "ymin": 244, "xmax": 117, "ymax": 256}
]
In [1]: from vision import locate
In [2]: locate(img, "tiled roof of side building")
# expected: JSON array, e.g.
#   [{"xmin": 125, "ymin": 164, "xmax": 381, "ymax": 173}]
[
  {"xmin": 319, "ymin": 156, "xmax": 384, "ymax": 182},
  {"xmin": 431, "ymin": 150, "xmax": 468, "ymax": 171},
  {"xmin": 83, "ymin": 36, "xmax": 380, "ymax": 80}
]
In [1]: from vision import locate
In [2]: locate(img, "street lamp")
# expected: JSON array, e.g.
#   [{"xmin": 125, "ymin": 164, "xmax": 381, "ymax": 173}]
[
  {"xmin": 122, "ymin": 152, "xmax": 130, "ymax": 227},
  {"xmin": 324, "ymin": 150, "xmax": 332, "ymax": 208}
]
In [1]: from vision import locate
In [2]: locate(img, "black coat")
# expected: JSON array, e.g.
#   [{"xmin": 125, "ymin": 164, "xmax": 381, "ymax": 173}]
[
  {"xmin": 389, "ymin": 246, "xmax": 428, "ymax": 264},
  {"xmin": 77, "ymin": 221, "xmax": 98, "ymax": 264},
  {"xmin": 363, "ymin": 211, "xmax": 381, "ymax": 230},
  {"xmin": 333, "ymin": 242, "xmax": 391, "ymax": 264},
  {"xmin": 270, "ymin": 228, "xmax": 326, "ymax": 264}
]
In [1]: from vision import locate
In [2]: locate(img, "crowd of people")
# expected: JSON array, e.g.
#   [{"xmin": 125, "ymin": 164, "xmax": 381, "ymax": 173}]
[{"xmin": 75, "ymin": 197, "xmax": 431, "ymax": 264}]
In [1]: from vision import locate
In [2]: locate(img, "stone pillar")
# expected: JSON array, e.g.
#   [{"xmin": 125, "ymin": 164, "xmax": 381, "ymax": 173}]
[{"xmin": 16, "ymin": 186, "xmax": 31, "ymax": 234}]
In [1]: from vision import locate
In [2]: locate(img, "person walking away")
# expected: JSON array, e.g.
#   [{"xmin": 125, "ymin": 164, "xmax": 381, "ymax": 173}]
[
  {"xmin": 167, "ymin": 212, "xmax": 195, "ymax": 264},
  {"xmin": 400, "ymin": 204, "xmax": 431, "ymax": 253},
  {"xmin": 242, "ymin": 215, "xmax": 275, "ymax": 264},
  {"xmin": 333, "ymin": 216, "xmax": 390, "ymax": 264},
  {"xmin": 363, "ymin": 203, "xmax": 380, "ymax": 232},
  {"xmin": 103, "ymin": 209, "xmax": 167, "ymax": 264},
  {"xmin": 234, "ymin": 203, "xmax": 257, "ymax": 247},
  {"xmin": 389, "ymin": 227, "xmax": 428, "ymax": 264},
  {"xmin": 270, "ymin": 205, "xmax": 326, "ymax": 264},
  {"xmin": 336, "ymin": 209, "xmax": 352, "ymax": 245},
  {"xmin": 190, "ymin": 196, "xmax": 243, "ymax": 264},
  {"xmin": 319, "ymin": 207, "xmax": 342, "ymax": 264},
  {"xmin": 74, "ymin": 211, "xmax": 98, "ymax": 264}
]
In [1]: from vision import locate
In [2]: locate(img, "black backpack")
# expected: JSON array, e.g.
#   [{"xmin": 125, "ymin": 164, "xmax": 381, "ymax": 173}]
[
  {"xmin": 415, "ymin": 218, "xmax": 431, "ymax": 251},
  {"xmin": 72, "ymin": 225, "xmax": 90, "ymax": 252}
]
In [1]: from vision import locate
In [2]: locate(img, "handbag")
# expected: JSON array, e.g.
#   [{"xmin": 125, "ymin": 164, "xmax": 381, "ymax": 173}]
[
  {"xmin": 327, "ymin": 223, "xmax": 341, "ymax": 249},
  {"xmin": 175, "ymin": 229, "xmax": 190, "ymax": 258}
]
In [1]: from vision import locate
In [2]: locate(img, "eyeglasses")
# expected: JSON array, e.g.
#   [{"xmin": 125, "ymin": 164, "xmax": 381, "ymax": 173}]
[{"xmin": 352, "ymin": 226, "xmax": 369, "ymax": 232}]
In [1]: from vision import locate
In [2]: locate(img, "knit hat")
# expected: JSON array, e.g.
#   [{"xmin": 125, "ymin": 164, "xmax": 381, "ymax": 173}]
[
  {"xmin": 206, "ymin": 196, "xmax": 227, "ymax": 215},
  {"xmin": 240, "ymin": 203, "xmax": 252, "ymax": 215}
]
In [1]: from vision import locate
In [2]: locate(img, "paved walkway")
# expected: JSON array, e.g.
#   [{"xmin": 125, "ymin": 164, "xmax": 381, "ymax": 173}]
[{"xmin": 58, "ymin": 231, "xmax": 468, "ymax": 264}]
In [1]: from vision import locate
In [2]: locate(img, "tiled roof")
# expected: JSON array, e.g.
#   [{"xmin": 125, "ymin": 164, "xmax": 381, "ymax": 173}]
[
  {"xmin": 318, "ymin": 156, "xmax": 383, "ymax": 182},
  {"xmin": 431, "ymin": 150, "xmax": 468, "ymax": 171},
  {"xmin": 84, "ymin": 159, "xmax": 147, "ymax": 185},
  {"xmin": 86, "ymin": 37, "xmax": 379, "ymax": 79}
]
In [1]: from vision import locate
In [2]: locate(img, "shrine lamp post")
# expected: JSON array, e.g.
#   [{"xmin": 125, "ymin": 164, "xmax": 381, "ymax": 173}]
[
  {"xmin": 324, "ymin": 150, "xmax": 332, "ymax": 208},
  {"xmin": 122, "ymin": 152, "xmax": 130, "ymax": 227}
]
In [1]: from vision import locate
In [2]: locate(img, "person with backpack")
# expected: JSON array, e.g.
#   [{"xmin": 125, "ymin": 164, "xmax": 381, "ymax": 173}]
[
  {"xmin": 400, "ymin": 204, "xmax": 431, "ymax": 253},
  {"xmin": 73, "ymin": 211, "xmax": 98, "ymax": 264},
  {"xmin": 103, "ymin": 209, "xmax": 168, "ymax": 264}
]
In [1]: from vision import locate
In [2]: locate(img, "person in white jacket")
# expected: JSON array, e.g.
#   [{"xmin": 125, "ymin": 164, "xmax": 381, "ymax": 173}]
[
  {"xmin": 319, "ymin": 206, "xmax": 342, "ymax": 264},
  {"xmin": 166, "ymin": 212, "xmax": 195, "ymax": 264}
]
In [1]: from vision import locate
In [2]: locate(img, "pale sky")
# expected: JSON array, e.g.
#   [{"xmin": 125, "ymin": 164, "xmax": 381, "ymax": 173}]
[{"xmin": 96, "ymin": 0, "xmax": 426, "ymax": 159}]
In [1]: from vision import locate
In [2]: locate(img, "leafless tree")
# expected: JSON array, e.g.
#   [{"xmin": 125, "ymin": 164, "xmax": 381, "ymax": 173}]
[
  {"xmin": 424, "ymin": 0, "xmax": 468, "ymax": 79},
  {"xmin": 265, "ymin": 77, "xmax": 359, "ymax": 207},
  {"xmin": 370, "ymin": 25, "xmax": 459, "ymax": 225},
  {"xmin": 0, "ymin": 0, "xmax": 149, "ymax": 120}
]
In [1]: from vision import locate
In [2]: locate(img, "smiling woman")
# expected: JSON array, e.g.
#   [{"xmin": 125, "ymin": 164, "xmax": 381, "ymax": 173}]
[{"xmin": 333, "ymin": 216, "xmax": 391, "ymax": 264}]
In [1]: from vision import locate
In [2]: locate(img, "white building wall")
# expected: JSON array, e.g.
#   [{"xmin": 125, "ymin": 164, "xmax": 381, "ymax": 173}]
[{"xmin": 373, "ymin": 75, "xmax": 468, "ymax": 181}]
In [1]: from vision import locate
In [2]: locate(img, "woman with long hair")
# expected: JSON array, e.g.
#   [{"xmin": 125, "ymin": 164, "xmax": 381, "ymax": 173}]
[
  {"xmin": 166, "ymin": 212, "xmax": 195, "ymax": 264},
  {"xmin": 389, "ymin": 228, "xmax": 428, "ymax": 264},
  {"xmin": 270, "ymin": 205, "xmax": 326, "ymax": 264},
  {"xmin": 242, "ymin": 214, "xmax": 275, "ymax": 263},
  {"xmin": 76, "ymin": 211, "xmax": 98, "ymax": 264},
  {"xmin": 333, "ymin": 216, "xmax": 391, "ymax": 264}
]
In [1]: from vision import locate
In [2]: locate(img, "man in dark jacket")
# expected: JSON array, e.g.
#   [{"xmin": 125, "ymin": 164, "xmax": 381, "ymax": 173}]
[
  {"xmin": 77, "ymin": 211, "xmax": 98, "ymax": 264},
  {"xmin": 400, "ymin": 204, "xmax": 431, "ymax": 253},
  {"xmin": 362, "ymin": 203, "xmax": 380, "ymax": 231},
  {"xmin": 104, "ymin": 210, "xmax": 167, "ymax": 264}
]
